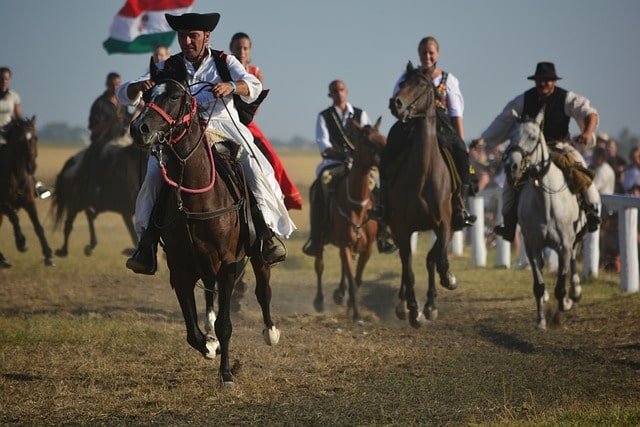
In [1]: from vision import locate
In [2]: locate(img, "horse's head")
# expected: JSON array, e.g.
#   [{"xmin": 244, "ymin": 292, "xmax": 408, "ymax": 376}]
[
  {"xmin": 131, "ymin": 79, "xmax": 197, "ymax": 151},
  {"xmin": 504, "ymin": 109, "xmax": 546, "ymax": 185},
  {"xmin": 347, "ymin": 117, "xmax": 386, "ymax": 169},
  {"xmin": 391, "ymin": 61, "xmax": 435, "ymax": 122},
  {"xmin": 5, "ymin": 116, "xmax": 38, "ymax": 174}
]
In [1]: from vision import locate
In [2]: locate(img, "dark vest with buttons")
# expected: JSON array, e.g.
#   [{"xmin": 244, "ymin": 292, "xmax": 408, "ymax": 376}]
[
  {"xmin": 522, "ymin": 86, "xmax": 570, "ymax": 142},
  {"xmin": 320, "ymin": 106, "xmax": 363, "ymax": 154}
]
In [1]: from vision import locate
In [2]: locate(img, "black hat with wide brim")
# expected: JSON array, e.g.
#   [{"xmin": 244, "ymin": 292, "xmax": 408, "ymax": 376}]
[
  {"xmin": 165, "ymin": 12, "xmax": 220, "ymax": 32},
  {"xmin": 527, "ymin": 62, "xmax": 562, "ymax": 80}
]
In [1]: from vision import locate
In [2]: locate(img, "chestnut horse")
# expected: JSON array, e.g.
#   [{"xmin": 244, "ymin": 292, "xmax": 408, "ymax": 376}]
[
  {"xmin": 312, "ymin": 118, "xmax": 385, "ymax": 323},
  {"xmin": 0, "ymin": 117, "xmax": 54, "ymax": 267},
  {"xmin": 387, "ymin": 62, "xmax": 457, "ymax": 328},
  {"xmin": 130, "ymin": 78, "xmax": 279, "ymax": 387}
]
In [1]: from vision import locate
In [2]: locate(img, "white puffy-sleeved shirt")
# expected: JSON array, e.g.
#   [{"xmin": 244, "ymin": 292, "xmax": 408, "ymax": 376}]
[
  {"xmin": 481, "ymin": 90, "xmax": 598, "ymax": 149},
  {"xmin": 117, "ymin": 48, "xmax": 262, "ymax": 138},
  {"xmin": 0, "ymin": 90, "xmax": 20, "ymax": 127},
  {"xmin": 392, "ymin": 71, "xmax": 464, "ymax": 118}
]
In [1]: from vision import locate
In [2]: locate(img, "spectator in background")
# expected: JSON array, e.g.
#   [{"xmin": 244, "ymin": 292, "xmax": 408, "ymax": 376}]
[
  {"xmin": 153, "ymin": 45, "xmax": 170, "ymax": 63},
  {"xmin": 591, "ymin": 146, "xmax": 615, "ymax": 196},
  {"xmin": 605, "ymin": 137, "xmax": 627, "ymax": 193},
  {"xmin": 623, "ymin": 146, "xmax": 640, "ymax": 195}
]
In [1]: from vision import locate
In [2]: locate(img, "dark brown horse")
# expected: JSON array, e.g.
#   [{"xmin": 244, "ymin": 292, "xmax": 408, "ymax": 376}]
[
  {"xmin": 313, "ymin": 118, "xmax": 385, "ymax": 323},
  {"xmin": 51, "ymin": 138, "xmax": 146, "ymax": 257},
  {"xmin": 0, "ymin": 117, "xmax": 54, "ymax": 266},
  {"xmin": 130, "ymin": 78, "xmax": 279, "ymax": 387},
  {"xmin": 386, "ymin": 63, "xmax": 457, "ymax": 328}
]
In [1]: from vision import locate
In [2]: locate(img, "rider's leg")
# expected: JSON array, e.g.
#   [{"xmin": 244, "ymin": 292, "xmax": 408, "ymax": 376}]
[
  {"xmin": 494, "ymin": 180, "xmax": 519, "ymax": 242},
  {"xmin": 581, "ymin": 183, "xmax": 602, "ymax": 232},
  {"xmin": 450, "ymin": 139, "xmax": 477, "ymax": 231},
  {"xmin": 302, "ymin": 179, "xmax": 325, "ymax": 257},
  {"xmin": 126, "ymin": 157, "xmax": 163, "ymax": 275}
]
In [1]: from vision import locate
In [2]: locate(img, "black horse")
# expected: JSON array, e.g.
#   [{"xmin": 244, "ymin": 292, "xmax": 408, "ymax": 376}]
[
  {"xmin": 0, "ymin": 117, "xmax": 54, "ymax": 267},
  {"xmin": 51, "ymin": 137, "xmax": 147, "ymax": 257}
]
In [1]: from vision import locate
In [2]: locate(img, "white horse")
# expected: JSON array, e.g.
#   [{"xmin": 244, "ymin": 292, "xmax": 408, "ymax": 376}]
[{"xmin": 504, "ymin": 110, "xmax": 587, "ymax": 330}]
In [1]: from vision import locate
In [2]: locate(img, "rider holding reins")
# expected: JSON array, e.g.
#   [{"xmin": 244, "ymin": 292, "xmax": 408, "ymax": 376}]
[
  {"xmin": 119, "ymin": 12, "xmax": 295, "ymax": 274},
  {"xmin": 472, "ymin": 62, "xmax": 601, "ymax": 242}
]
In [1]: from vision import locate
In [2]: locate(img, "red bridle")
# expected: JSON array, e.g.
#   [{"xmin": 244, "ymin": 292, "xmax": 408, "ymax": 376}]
[{"xmin": 146, "ymin": 96, "xmax": 197, "ymax": 144}]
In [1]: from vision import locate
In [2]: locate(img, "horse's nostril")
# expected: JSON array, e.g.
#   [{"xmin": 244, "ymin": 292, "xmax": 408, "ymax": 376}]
[
  {"xmin": 139, "ymin": 123, "xmax": 150, "ymax": 134},
  {"xmin": 394, "ymin": 98, "xmax": 403, "ymax": 109}
]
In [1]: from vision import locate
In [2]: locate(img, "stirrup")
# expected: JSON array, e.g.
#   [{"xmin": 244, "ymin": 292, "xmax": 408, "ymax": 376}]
[{"xmin": 125, "ymin": 244, "xmax": 157, "ymax": 275}]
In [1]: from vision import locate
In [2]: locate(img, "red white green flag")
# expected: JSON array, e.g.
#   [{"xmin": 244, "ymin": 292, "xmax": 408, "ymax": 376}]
[{"xmin": 103, "ymin": 0, "xmax": 194, "ymax": 54}]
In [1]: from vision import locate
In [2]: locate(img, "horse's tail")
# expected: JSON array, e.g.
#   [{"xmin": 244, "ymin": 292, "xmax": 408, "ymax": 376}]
[{"xmin": 51, "ymin": 154, "xmax": 78, "ymax": 230}]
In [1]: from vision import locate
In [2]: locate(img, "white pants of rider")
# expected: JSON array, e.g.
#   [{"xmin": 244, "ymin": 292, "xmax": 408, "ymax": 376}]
[
  {"xmin": 501, "ymin": 142, "xmax": 601, "ymax": 215},
  {"xmin": 133, "ymin": 122, "xmax": 296, "ymax": 239}
]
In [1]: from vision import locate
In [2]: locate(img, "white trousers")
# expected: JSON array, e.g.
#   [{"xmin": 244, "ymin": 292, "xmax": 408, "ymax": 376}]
[{"xmin": 133, "ymin": 119, "xmax": 296, "ymax": 239}]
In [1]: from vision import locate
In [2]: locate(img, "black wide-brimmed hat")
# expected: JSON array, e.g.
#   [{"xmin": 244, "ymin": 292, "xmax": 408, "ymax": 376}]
[
  {"xmin": 527, "ymin": 62, "xmax": 562, "ymax": 80},
  {"xmin": 165, "ymin": 12, "xmax": 220, "ymax": 32}
]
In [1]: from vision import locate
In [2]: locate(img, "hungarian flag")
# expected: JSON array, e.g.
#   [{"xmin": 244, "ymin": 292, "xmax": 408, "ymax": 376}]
[{"xmin": 103, "ymin": 0, "xmax": 194, "ymax": 54}]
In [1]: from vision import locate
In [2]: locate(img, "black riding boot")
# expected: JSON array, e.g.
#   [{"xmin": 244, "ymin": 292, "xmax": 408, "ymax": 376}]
[
  {"xmin": 126, "ymin": 218, "xmax": 161, "ymax": 275},
  {"xmin": 302, "ymin": 180, "xmax": 325, "ymax": 257},
  {"xmin": 249, "ymin": 195, "xmax": 287, "ymax": 265},
  {"xmin": 452, "ymin": 184, "xmax": 477, "ymax": 231},
  {"xmin": 368, "ymin": 177, "xmax": 389, "ymax": 222},
  {"xmin": 582, "ymin": 202, "xmax": 601, "ymax": 232},
  {"xmin": 494, "ymin": 206, "xmax": 518, "ymax": 243}
]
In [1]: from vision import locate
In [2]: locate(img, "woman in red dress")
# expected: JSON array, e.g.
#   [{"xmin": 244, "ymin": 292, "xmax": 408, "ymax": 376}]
[{"xmin": 229, "ymin": 32, "xmax": 303, "ymax": 210}]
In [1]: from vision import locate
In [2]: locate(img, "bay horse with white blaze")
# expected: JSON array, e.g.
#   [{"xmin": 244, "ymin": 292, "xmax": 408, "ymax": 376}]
[
  {"xmin": 130, "ymin": 77, "xmax": 279, "ymax": 387},
  {"xmin": 386, "ymin": 62, "xmax": 457, "ymax": 328},
  {"xmin": 0, "ymin": 117, "xmax": 54, "ymax": 267},
  {"xmin": 504, "ymin": 110, "xmax": 585, "ymax": 330},
  {"xmin": 312, "ymin": 118, "xmax": 385, "ymax": 323}
]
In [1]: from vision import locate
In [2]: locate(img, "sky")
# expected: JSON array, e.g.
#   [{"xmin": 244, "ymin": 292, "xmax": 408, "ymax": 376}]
[{"xmin": 1, "ymin": 0, "xmax": 639, "ymax": 144}]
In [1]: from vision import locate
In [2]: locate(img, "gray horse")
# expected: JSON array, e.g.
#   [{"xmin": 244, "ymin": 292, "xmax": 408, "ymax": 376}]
[{"xmin": 504, "ymin": 110, "xmax": 587, "ymax": 330}]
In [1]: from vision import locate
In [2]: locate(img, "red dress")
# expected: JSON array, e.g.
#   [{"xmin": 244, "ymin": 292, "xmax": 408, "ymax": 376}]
[{"xmin": 247, "ymin": 64, "xmax": 303, "ymax": 210}]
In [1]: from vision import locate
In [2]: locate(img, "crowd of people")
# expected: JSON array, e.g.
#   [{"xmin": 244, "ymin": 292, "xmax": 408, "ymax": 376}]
[{"xmin": 3, "ymin": 10, "xmax": 639, "ymax": 274}]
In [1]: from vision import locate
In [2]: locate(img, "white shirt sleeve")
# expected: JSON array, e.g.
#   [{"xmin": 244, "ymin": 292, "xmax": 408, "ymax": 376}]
[
  {"xmin": 315, "ymin": 113, "xmax": 332, "ymax": 153},
  {"xmin": 446, "ymin": 73, "xmax": 464, "ymax": 118},
  {"xmin": 117, "ymin": 71, "xmax": 151, "ymax": 107},
  {"xmin": 565, "ymin": 90, "xmax": 599, "ymax": 143},
  {"xmin": 360, "ymin": 109, "xmax": 371, "ymax": 126},
  {"xmin": 226, "ymin": 54, "xmax": 262, "ymax": 103},
  {"xmin": 481, "ymin": 94, "xmax": 525, "ymax": 149}
]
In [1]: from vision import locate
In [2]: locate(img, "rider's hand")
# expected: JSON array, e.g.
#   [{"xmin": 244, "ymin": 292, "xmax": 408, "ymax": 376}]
[
  {"xmin": 127, "ymin": 79, "xmax": 154, "ymax": 100},
  {"xmin": 470, "ymin": 137, "xmax": 485, "ymax": 149},
  {"xmin": 574, "ymin": 131, "xmax": 593, "ymax": 146},
  {"xmin": 211, "ymin": 82, "xmax": 235, "ymax": 98}
]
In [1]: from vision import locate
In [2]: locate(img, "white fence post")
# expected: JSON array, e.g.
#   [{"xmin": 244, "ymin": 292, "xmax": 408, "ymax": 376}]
[
  {"xmin": 493, "ymin": 190, "xmax": 511, "ymax": 268},
  {"xmin": 470, "ymin": 196, "xmax": 486, "ymax": 267},
  {"xmin": 582, "ymin": 229, "xmax": 600, "ymax": 279},
  {"xmin": 450, "ymin": 231, "xmax": 464, "ymax": 256}
]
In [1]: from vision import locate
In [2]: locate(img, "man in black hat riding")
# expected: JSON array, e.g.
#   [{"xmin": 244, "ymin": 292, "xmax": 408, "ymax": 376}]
[
  {"xmin": 118, "ymin": 12, "xmax": 296, "ymax": 274},
  {"xmin": 472, "ymin": 62, "xmax": 601, "ymax": 242}
]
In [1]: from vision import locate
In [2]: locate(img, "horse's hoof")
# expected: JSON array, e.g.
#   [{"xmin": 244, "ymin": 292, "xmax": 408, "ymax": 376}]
[
  {"xmin": 570, "ymin": 285, "xmax": 582, "ymax": 303},
  {"xmin": 409, "ymin": 311, "xmax": 425, "ymax": 328},
  {"xmin": 561, "ymin": 298, "xmax": 574, "ymax": 312},
  {"xmin": 354, "ymin": 317, "xmax": 365, "ymax": 326},
  {"xmin": 204, "ymin": 335, "xmax": 219, "ymax": 359},
  {"xmin": 0, "ymin": 260, "xmax": 11, "ymax": 268},
  {"xmin": 262, "ymin": 326, "xmax": 280, "ymax": 346},
  {"xmin": 424, "ymin": 306, "xmax": 438, "ymax": 321},
  {"xmin": 313, "ymin": 294, "xmax": 324, "ymax": 313},
  {"xmin": 536, "ymin": 320, "xmax": 547, "ymax": 331},
  {"xmin": 44, "ymin": 257, "xmax": 56, "ymax": 267},
  {"xmin": 333, "ymin": 288, "xmax": 345, "ymax": 305},
  {"xmin": 440, "ymin": 271, "xmax": 457, "ymax": 290},
  {"xmin": 84, "ymin": 245, "xmax": 94, "ymax": 256},
  {"xmin": 54, "ymin": 248, "xmax": 68, "ymax": 258},
  {"xmin": 395, "ymin": 301, "xmax": 408, "ymax": 320},
  {"xmin": 219, "ymin": 373, "xmax": 235, "ymax": 388},
  {"xmin": 16, "ymin": 242, "xmax": 28, "ymax": 253}
]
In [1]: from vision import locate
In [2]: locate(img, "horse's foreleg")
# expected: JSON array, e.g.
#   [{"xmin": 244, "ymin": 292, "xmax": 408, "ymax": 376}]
[
  {"xmin": 526, "ymin": 246, "xmax": 547, "ymax": 330},
  {"xmin": 425, "ymin": 242, "xmax": 440, "ymax": 322},
  {"xmin": 55, "ymin": 209, "xmax": 78, "ymax": 257},
  {"xmin": 23, "ymin": 203, "xmax": 54, "ymax": 266},
  {"xmin": 313, "ymin": 248, "xmax": 325, "ymax": 312},
  {"xmin": 203, "ymin": 278, "xmax": 217, "ymax": 334},
  {"xmin": 172, "ymin": 271, "xmax": 212, "ymax": 359},
  {"xmin": 340, "ymin": 246, "xmax": 361, "ymax": 324},
  {"xmin": 354, "ymin": 241, "xmax": 373, "ymax": 288},
  {"xmin": 555, "ymin": 246, "xmax": 573, "ymax": 312},
  {"xmin": 333, "ymin": 254, "xmax": 347, "ymax": 306},
  {"xmin": 215, "ymin": 262, "xmax": 238, "ymax": 387},
  {"xmin": 4, "ymin": 208, "xmax": 27, "ymax": 252},
  {"xmin": 398, "ymin": 238, "xmax": 423, "ymax": 328},
  {"xmin": 569, "ymin": 253, "xmax": 582, "ymax": 302},
  {"xmin": 84, "ymin": 209, "xmax": 97, "ymax": 256},
  {"xmin": 250, "ymin": 256, "xmax": 280, "ymax": 346}
]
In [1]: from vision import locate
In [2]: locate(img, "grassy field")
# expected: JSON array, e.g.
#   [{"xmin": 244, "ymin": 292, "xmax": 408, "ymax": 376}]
[{"xmin": 1, "ymin": 146, "xmax": 639, "ymax": 425}]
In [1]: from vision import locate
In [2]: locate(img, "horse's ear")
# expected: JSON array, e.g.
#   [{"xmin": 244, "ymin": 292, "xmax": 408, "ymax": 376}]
[
  {"xmin": 30, "ymin": 115, "xmax": 36, "ymax": 126},
  {"xmin": 374, "ymin": 116, "xmax": 382, "ymax": 131},
  {"xmin": 150, "ymin": 56, "xmax": 160, "ymax": 81},
  {"xmin": 350, "ymin": 118, "xmax": 363, "ymax": 132},
  {"xmin": 406, "ymin": 61, "xmax": 414, "ymax": 73},
  {"xmin": 535, "ymin": 108, "xmax": 544, "ymax": 125}
]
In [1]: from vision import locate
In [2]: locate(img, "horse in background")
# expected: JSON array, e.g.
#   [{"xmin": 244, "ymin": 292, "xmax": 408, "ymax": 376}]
[
  {"xmin": 130, "ymin": 77, "xmax": 279, "ymax": 387},
  {"xmin": 504, "ymin": 110, "xmax": 585, "ymax": 330},
  {"xmin": 386, "ymin": 62, "xmax": 457, "ymax": 328},
  {"xmin": 312, "ymin": 118, "xmax": 385, "ymax": 324},
  {"xmin": 0, "ymin": 117, "xmax": 55, "ymax": 266},
  {"xmin": 51, "ymin": 135, "xmax": 146, "ymax": 257}
]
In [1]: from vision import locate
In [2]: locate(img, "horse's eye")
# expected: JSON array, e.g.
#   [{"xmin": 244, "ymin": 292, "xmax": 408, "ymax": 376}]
[{"xmin": 170, "ymin": 95, "xmax": 180, "ymax": 101}]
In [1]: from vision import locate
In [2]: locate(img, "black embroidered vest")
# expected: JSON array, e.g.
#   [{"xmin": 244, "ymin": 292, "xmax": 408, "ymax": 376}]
[
  {"xmin": 523, "ymin": 87, "xmax": 570, "ymax": 142},
  {"xmin": 320, "ymin": 106, "xmax": 363, "ymax": 153}
]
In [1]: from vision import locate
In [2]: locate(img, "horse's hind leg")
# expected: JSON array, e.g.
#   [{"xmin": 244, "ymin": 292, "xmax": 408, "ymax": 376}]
[
  {"xmin": 526, "ymin": 246, "xmax": 547, "ymax": 330},
  {"xmin": 4, "ymin": 208, "xmax": 27, "ymax": 252},
  {"xmin": 0, "ymin": 251, "xmax": 11, "ymax": 268},
  {"xmin": 23, "ymin": 203, "xmax": 54, "ymax": 266},
  {"xmin": 215, "ymin": 262, "xmax": 239, "ymax": 387},
  {"xmin": 313, "ymin": 247, "xmax": 325, "ymax": 312},
  {"xmin": 333, "ymin": 256, "xmax": 347, "ymax": 306},
  {"xmin": 84, "ymin": 209, "xmax": 97, "ymax": 256},
  {"xmin": 424, "ymin": 242, "xmax": 440, "ymax": 321},
  {"xmin": 250, "ymin": 256, "xmax": 280, "ymax": 345},
  {"xmin": 555, "ymin": 246, "xmax": 573, "ymax": 313},
  {"xmin": 339, "ymin": 247, "xmax": 362, "ymax": 324},
  {"xmin": 202, "ymin": 278, "xmax": 220, "ymax": 355},
  {"xmin": 55, "ymin": 208, "xmax": 78, "ymax": 257},
  {"xmin": 569, "ymin": 253, "xmax": 582, "ymax": 302}
]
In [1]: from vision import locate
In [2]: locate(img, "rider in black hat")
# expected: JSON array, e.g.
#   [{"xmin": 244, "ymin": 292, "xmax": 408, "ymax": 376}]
[{"xmin": 472, "ymin": 62, "xmax": 601, "ymax": 242}]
